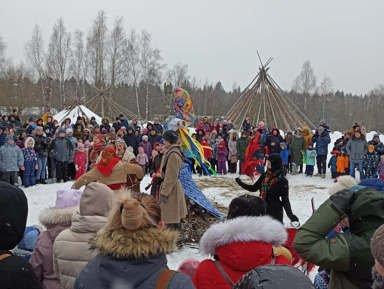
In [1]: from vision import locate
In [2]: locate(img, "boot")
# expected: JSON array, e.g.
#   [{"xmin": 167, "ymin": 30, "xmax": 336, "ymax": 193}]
[
  {"xmin": 40, "ymin": 179, "xmax": 47, "ymax": 185},
  {"xmin": 35, "ymin": 179, "xmax": 40, "ymax": 184},
  {"xmin": 321, "ymin": 174, "xmax": 326, "ymax": 179},
  {"xmin": 314, "ymin": 173, "xmax": 321, "ymax": 177}
]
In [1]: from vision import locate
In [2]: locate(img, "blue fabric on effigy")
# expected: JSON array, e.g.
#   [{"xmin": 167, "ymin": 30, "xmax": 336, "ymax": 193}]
[{"xmin": 179, "ymin": 163, "xmax": 223, "ymax": 219}]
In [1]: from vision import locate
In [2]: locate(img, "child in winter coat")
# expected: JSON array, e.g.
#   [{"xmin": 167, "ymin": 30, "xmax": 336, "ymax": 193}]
[
  {"xmin": 328, "ymin": 150, "xmax": 339, "ymax": 179},
  {"xmin": 336, "ymin": 147, "xmax": 349, "ymax": 177},
  {"xmin": 378, "ymin": 155, "xmax": 384, "ymax": 180},
  {"xmin": 21, "ymin": 137, "xmax": 38, "ymax": 187},
  {"xmin": 217, "ymin": 140, "xmax": 228, "ymax": 175},
  {"xmin": 280, "ymin": 142, "xmax": 288, "ymax": 176},
  {"xmin": 305, "ymin": 142, "xmax": 317, "ymax": 177},
  {"xmin": 0, "ymin": 135, "xmax": 24, "ymax": 185},
  {"xmin": 199, "ymin": 137, "xmax": 212, "ymax": 176},
  {"xmin": 140, "ymin": 135, "xmax": 152, "ymax": 174},
  {"xmin": 363, "ymin": 145, "xmax": 380, "ymax": 178},
  {"xmin": 136, "ymin": 146, "xmax": 148, "ymax": 175},
  {"xmin": 75, "ymin": 141, "xmax": 87, "ymax": 180}
]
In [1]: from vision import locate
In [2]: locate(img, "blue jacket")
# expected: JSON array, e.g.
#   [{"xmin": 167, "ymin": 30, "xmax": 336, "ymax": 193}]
[
  {"xmin": 0, "ymin": 141, "xmax": 24, "ymax": 171},
  {"xmin": 328, "ymin": 155, "xmax": 337, "ymax": 172},
  {"xmin": 0, "ymin": 132, "xmax": 5, "ymax": 147},
  {"xmin": 312, "ymin": 130, "xmax": 331, "ymax": 155},
  {"xmin": 50, "ymin": 137, "xmax": 73, "ymax": 162},
  {"xmin": 280, "ymin": 147, "xmax": 289, "ymax": 165}
]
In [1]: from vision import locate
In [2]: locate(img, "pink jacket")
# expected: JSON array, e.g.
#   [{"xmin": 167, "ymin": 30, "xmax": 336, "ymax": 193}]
[{"xmin": 30, "ymin": 206, "xmax": 77, "ymax": 289}]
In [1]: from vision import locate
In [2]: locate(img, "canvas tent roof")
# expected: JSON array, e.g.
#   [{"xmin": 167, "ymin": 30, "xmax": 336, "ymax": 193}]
[{"xmin": 54, "ymin": 104, "xmax": 102, "ymax": 125}]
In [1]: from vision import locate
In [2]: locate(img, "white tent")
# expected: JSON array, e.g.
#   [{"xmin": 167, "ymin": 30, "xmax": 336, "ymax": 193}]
[{"xmin": 54, "ymin": 104, "xmax": 103, "ymax": 125}]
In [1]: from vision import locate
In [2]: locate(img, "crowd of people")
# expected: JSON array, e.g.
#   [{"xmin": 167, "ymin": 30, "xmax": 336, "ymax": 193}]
[{"xmin": 2, "ymin": 110, "xmax": 384, "ymax": 289}]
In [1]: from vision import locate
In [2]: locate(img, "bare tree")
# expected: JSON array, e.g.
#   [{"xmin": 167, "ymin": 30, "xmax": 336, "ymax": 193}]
[
  {"xmin": 139, "ymin": 30, "xmax": 164, "ymax": 119},
  {"xmin": 319, "ymin": 75, "xmax": 333, "ymax": 121},
  {"xmin": 165, "ymin": 62, "xmax": 190, "ymax": 87},
  {"xmin": 124, "ymin": 29, "xmax": 141, "ymax": 117},
  {"xmin": 70, "ymin": 30, "xmax": 87, "ymax": 102},
  {"xmin": 107, "ymin": 17, "xmax": 126, "ymax": 117},
  {"xmin": 46, "ymin": 18, "xmax": 71, "ymax": 109},
  {"xmin": 0, "ymin": 34, "xmax": 7, "ymax": 72},
  {"xmin": 25, "ymin": 25, "xmax": 48, "ymax": 107},
  {"xmin": 292, "ymin": 60, "xmax": 317, "ymax": 111}
]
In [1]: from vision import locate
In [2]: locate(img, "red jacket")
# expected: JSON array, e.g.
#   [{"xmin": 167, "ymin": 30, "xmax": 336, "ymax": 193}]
[
  {"xmin": 200, "ymin": 140, "xmax": 212, "ymax": 159},
  {"xmin": 193, "ymin": 216, "xmax": 291, "ymax": 289}
]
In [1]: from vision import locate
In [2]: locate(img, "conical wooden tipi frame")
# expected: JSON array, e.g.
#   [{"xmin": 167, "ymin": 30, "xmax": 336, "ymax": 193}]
[{"xmin": 226, "ymin": 54, "xmax": 316, "ymax": 132}]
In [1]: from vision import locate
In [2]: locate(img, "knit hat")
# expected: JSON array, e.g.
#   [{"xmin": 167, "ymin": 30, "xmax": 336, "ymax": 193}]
[
  {"xmin": 328, "ymin": 175, "xmax": 357, "ymax": 196},
  {"xmin": 142, "ymin": 135, "xmax": 148, "ymax": 141},
  {"xmin": 35, "ymin": 126, "xmax": 43, "ymax": 132},
  {"xmin": 159, "ymin": 139, "xmax": 164, "ymax": 145},
  {"xmin": 153, "ymin": 142, "xmax": 159, "ymax": 149},
  {"xmin": 0, "ymin": 182, "xmax": 28, "ymax": 250},
  {"xmin": 317, "ymin": 126, "xmax": 325, "ymax": 132},
  {"xmin": 359, "ymin": 178, "xmax": 384, "ymax": 192},
  {"xmin": 77, "ymin": 142, "xmax": 85, "ymax": 152},
  {"xmin": 295, "ymin": 128, "xmax": 302, "ymax": 134},
  {"xmin": 18, "ymin": 226, "xmax": 41, "ymax": 251},
  {"xmin": 5, "ymin": 135, "xmax": 13, "ymax": 142},
  {"xmin": 373, "ymin": 134, "xmax": 380, "ymax": 140},
  {"xmin": 55, "ymin": 189, "xmax": 82, "ymax": 209},
  {"xmin": 227, "ymin": 195, "xmax": 266, "ymax": 219},
  {"xmin": 91, "ymin": 116, "xmax": 96, "ymax": 120},
  {"xmin": 371, "ymin": 224, "xmax": 384, "ymax": 267},
  {"xmin": 353, "ymin": 123, "xmax": 360, "ymax": 129},
  {"xmin": 286, "ymin": 131, "xmax": 292, "ymax": 136},
  {"xmin": 268, "ymin": 153, "xmax": 283, "ymax": 172},
  {"xmin": 66, "ymin": 128, "xmax": 73, "ymax": 134},
  {"xmin": 177, "ymin": 258, "xmax": 200, "ymax": 279},
  {"xmin": 369, "ymin": 145, "xmax": 375, "ymax": 151},
  {"xmin": 79, "ymin": 183, "xmax": 114, "ymax": 217},
  {"xmin": 163, "ymin": 130, "xmax": 178, "ymax": 144},
  {"xmin": 308, "ymin": 142, "xmax": 314, "ymax": 147},
  {"xmin": 330, "ymin": 150, "xmax": 340, "ymax": 155},
  {"xmin": 28, "ymin": 116, "xmax": 34, "ymax": 122},
  {"xmin": 58, "ymin": 128, "xmax": 65, "ymax": 135},
  {"xmin": 138, "ymin": 146, "xmax": 144, "ymax": 152}
]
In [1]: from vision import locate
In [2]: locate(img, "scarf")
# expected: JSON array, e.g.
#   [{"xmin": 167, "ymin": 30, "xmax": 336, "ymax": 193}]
[
  {"xmin": 97, "ymin": 146, "xmax": 120, "ymax": 176},
  {"xmin": 260, "ymin": 169, "xmax": 282, "ymax": 199}
]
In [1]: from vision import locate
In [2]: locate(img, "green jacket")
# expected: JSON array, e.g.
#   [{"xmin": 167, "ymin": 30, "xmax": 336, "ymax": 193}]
[
  {"xmin": 289, "ymin": 135, "xmax": 305, "ymax": 166},
  {"xmin": 236, "ymin": 136, "xmax": 249, "ymax": 159},
  {"xmin": 293, "ymin": 186, "xmax": 384, "ymax": 289}
]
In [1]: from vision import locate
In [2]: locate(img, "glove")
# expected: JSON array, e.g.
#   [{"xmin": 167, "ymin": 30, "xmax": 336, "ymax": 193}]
[
  {"xmin": 160, "ymin": 195, "xmax": 168, "ymax": 202},
  {"xmin": 290, "ymin": 214, "xmax": 299, "ymax": 223},
  {"xmin": 235, "ymin": 177, "xmax": 242, "ymax": 185},
  {"xmin": 75, "ymin": 165, "xmax": 79, "ymax": 170},
  {"xmin": 330, "ymin": 189, "xmax": 355, "ymax": 214}
]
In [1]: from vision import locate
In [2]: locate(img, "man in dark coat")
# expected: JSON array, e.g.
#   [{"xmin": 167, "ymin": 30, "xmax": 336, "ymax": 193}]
[
  {"xmin": 312, "ymin": 126, "xmax": 331, "ymax": 178},
  {"xmin": 119, "ymin": 114, "xmax": 129, "ymax": 129},
  {"xmin": 123, "ymin": 127, "xmax": 139, "ymax": 155},
  {"xmin": 148, "ymin": 129, "xmax": 161, "ymax": 148},
  {"xmin": 266, "ymin": 127, "xmax": 284, "ymax": 155},
  {"xmin": 235, "ymin": 154, "xmax": 298, "ymax": 224},
  {"xmin": 0, "ymin": 181, "xmax": 43, "ymax": 289},
  {"xmin": 153, "ymin": 117, "xmax": 163, "ymax": 134}
]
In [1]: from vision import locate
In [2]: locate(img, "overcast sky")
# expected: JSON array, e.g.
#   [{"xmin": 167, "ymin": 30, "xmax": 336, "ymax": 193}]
[{"xmin": 0, "ymin": 0, "xmax": 383, "ymax": 95}]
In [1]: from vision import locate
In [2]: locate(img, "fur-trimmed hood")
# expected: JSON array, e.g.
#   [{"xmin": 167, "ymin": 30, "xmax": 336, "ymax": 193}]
[
  {"xmin": 200, "ymin": 216, "xmax": 287, "ymax": 256},
  {"xmin": 38, "ymin": 206, "xmax": 77, "ymax": 227},
  {"xmin": 24, "ymin": 136, "xmax": 35, "ymax": 148},
  {"xmin": 91, "ymin": 227, "xmax": 178, "ymax": 259}
]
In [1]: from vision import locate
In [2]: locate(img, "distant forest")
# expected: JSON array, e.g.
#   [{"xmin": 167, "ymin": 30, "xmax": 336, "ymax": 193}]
[{"xmin": 0, "ymin": 11, "xmax": 383, "ymax": 132}]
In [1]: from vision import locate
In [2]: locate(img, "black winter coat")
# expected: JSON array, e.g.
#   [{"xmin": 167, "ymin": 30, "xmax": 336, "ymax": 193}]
[
  {"xmin": 148, "ymin": 134, "xmax": 161, "ymax": 147},
  {"xmin": 123, "ymin": 132, "xmax": 139, "ymax": 155},
  {"xmin": 33, "ymin": 134, "xmax": 49, "ymax": 158},
  {"xmin": 0, "ymin": 250, "xmax": 43, "ymax": 289},
  {"xmin": 236, "ymin": 171, "xmax": 295, "ymax": 223}
]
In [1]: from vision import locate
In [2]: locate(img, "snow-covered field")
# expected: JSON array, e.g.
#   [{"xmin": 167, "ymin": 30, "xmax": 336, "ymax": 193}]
[{"xmin": 23, "ymin": 131, "xmax": 382, "ymax": 275}]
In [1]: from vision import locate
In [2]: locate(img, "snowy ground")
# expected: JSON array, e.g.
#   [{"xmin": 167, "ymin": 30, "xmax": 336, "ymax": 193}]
[{"xmin": 23, "ymin": 131, "xmax": 382, "ymax": 278}]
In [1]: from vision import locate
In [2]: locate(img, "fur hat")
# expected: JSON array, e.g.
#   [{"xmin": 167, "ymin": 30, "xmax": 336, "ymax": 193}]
[
  {"xmin": 55, "ymin": 189, "xmax": 82, "ymax": 209},
  {"xmin": 177, "ymin": 258, "xmax": 200, "ymax": 279},
  {"xmin": 268, "ymin": 153, "xmax": 283, "ymax": 172},
  {"xmin": 163, "ymin": 130, "xmax": 178, "ymax": 144},
  {"xmin": 371, "ymin": 224, "xmax": 384, "ymax": 267},
  {"xmin": 227, "ymin": 195, "xmax": 266, "ymax": 219},
  {"xmin": 328, "ymin": 175, "xmax": 357, "ymax": 196},
  {"xmin": 79, "ymin": 183, "xmax": 114, "ymax": 217}
]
